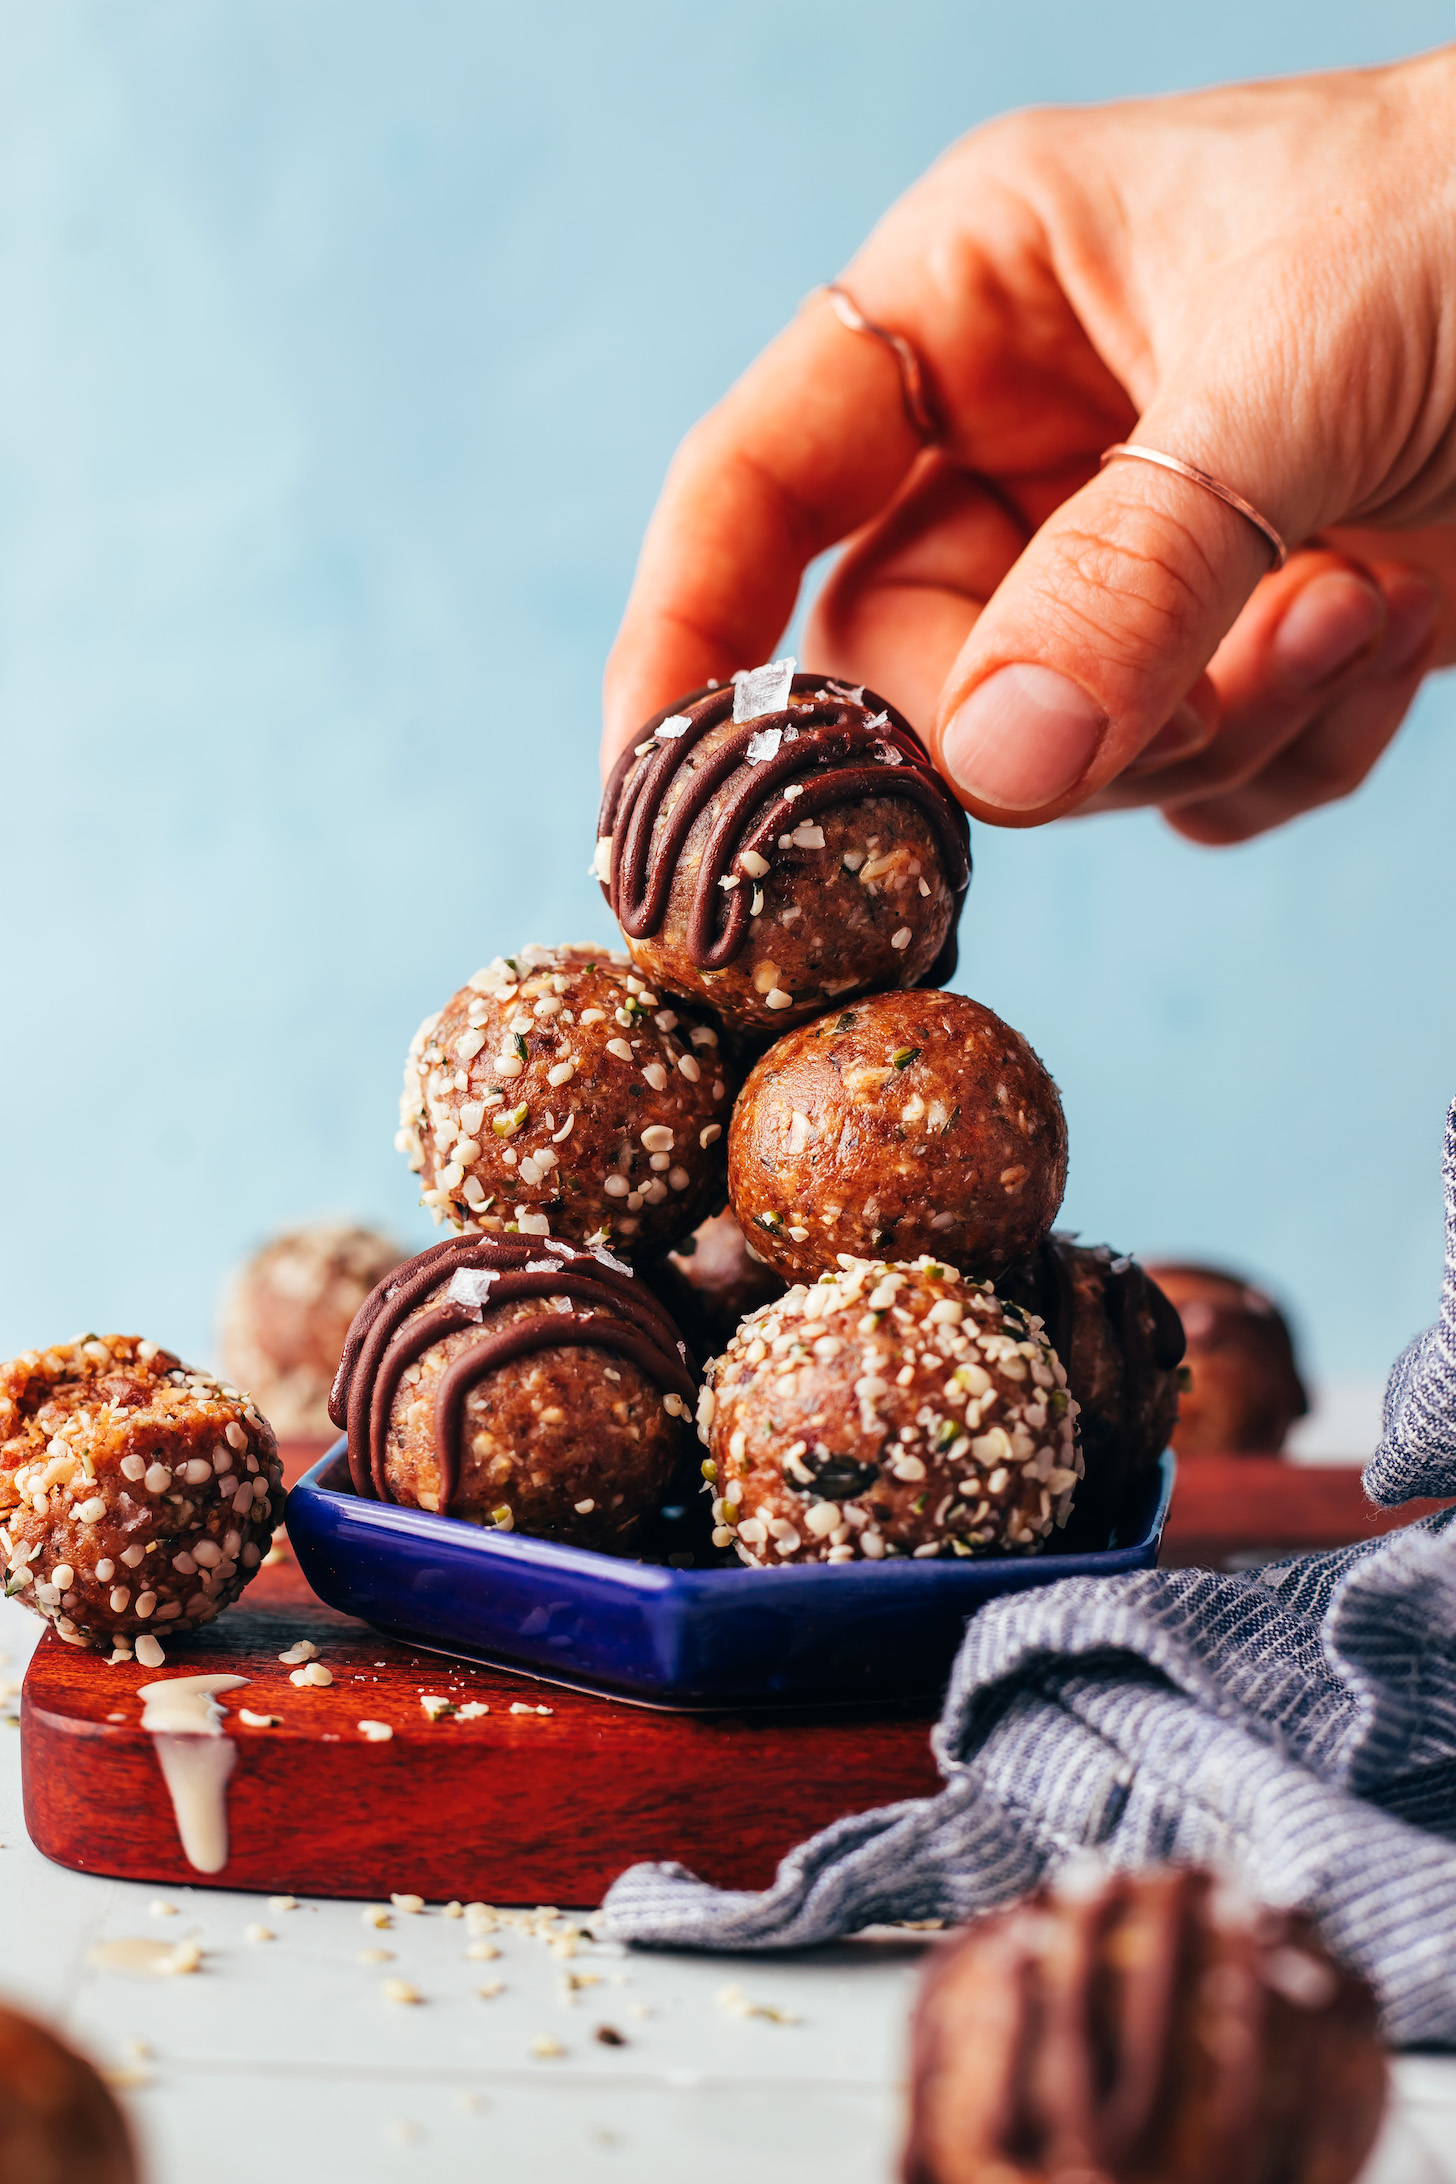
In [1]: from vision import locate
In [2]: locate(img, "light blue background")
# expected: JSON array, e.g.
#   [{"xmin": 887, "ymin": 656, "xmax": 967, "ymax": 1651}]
[{"xmin": 2, "ymin": 2, "xmax": 1452, "ymax": 1392}]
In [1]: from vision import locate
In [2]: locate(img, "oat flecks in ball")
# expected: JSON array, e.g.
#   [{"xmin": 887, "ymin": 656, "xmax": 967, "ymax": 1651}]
[
  {"xmin": 598, "ymin": 674, "xmax": 971, "ymax": 1032},
  {"xmin": 728, "ymin": 990, "xmax": 1067, "ymax": 1283},
  {"xmin": 0, "ymin": 1336, "xmax": 284, "ymax": 1652},
  {"xmin": 397, "ymin": 944, "xmax": 733, "ymax": 1257},
  {"xmin": 998, "ymin": 1236, "xmax": 1184, "ymax": 1550},
  {"xmin": 1147, "ymin": 1262, "xmax": 1309, "ymax": 1456},
  {"xmin": 331, "ymin": 1234, "xmax": 697, "ymax": 1551},
  {"xmin": 217, "ymin": 1221, "xmax": 406, "ymax": 1439},
  {"xmin": 904, "ymin": 1865, "xmax": 1387, "ymax": 2184},
  {"xmin": 704, "ymin": 1256, "xmax": 1080, "ymax": 1564}
]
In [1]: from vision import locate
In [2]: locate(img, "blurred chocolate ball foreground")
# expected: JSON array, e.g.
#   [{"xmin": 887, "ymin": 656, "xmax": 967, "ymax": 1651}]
[
  {"xmin": 905, "ymin": 1864, "xmax": 1385, "ymax": 2184},
  {"xmin": 0, "ymin": 1998, "xmax": 137, "ymax": 2184},
  {"xmin": 218, "ymin": 1222, "xmax": 406, "ymax": 1440},
  {"xmin": 1148, "ymin": 1263, "xmax": 1309, "ymax": 1456}
]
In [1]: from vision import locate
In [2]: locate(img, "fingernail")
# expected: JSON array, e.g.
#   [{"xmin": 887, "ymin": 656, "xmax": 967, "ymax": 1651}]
[
  {"xmin": 1367, "ymin": 575, "xmax": 1441, "ymax": 680},
  {"xmin": 1272, "ymin": 571, "xmax": 1385, "ymax": 690},
  {"xmin": 941, "ymin": 664, "xmax": 1105, "ymax": 810},
  {"xmin": 1125, "ymin": 701, "xmax": 1210, "ymax": 776}
]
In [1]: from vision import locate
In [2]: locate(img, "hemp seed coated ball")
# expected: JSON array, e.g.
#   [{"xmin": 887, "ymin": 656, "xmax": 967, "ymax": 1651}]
[
  {"xmin": 700, "ymin": 1256, "xmax": 1081, "ymax": 1564},
  {"xmin": 998, "ymin": 1236, "xmax": 1185, "ymax": 1551},
  {"xmin": 217, "ymin": 1220, "xmax": 406, "ymax": 1439},
  {"xmin": 598, "ymin": 669, "xmax": 971, "ymax": 1033},
  {"xmin": 397, "ymin": 943, "xmax": 734, "ymax": 1257},
  {"xmin": 727, "ymin": 989, "xmax": 1068, "ymax": 1284},
  {"xmin": 331, "ymin": 1235, "xmax": 697, "ymax": 1550},
  {"xmin": 0, "ymin": 1335, "xmax": 283, "ymax": 1658}
]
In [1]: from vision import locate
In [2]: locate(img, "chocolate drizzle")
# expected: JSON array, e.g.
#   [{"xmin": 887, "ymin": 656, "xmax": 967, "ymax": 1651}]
[
  {"xmin": 1006, "ymin": 1237, "xmax": 1186, "ymax": 1377},
  {"xmin": 329, "ymin": 1236, "xmax": 697, "ymax": 1514},
  {"xmin": 905, "ymin": 1866, "xmax": 1385, "ymax": 2184},
  {"xmin": 598, "ymin": 675, "xmax": 971, "ymax": 981}
]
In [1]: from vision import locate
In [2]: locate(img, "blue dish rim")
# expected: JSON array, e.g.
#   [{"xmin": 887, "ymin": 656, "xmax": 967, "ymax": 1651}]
[{"xmin": 285, "ymin": 1442, "xmax": 1176, "ymax": 1709}]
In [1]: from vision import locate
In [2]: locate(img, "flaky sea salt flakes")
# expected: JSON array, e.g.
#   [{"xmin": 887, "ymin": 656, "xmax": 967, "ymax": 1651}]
[
  {"xmin": 744, "ymin": 726, "xmax": 782, "ymax": 764},
  {"xmin": 590, "ymin": 1243, "xmax": 633, "ymax": 1277},
  {"xmin": 446, "ymin": 1268, "xmax": 498, "ymax": 1315},
  {"xmin": 734, "ymin": 656, "xmax": 796, "ymax": 725},
  {"xmin": 657, "ymin": 714, "xmax": 692, "ymax": 737}
]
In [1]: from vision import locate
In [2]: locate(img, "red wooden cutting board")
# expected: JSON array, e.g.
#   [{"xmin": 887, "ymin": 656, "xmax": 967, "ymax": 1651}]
[
  {"xmin": 22, "ymin": 1446, "xmax": 1448, "ymax": 1904},
  {"xmin": 20, "ymin": 1445, "xmax": 942, "ymax": 1904},
  {"xmin": 1159, "ymin": 1455, "xmax": 1454, "ymax": 1567}
]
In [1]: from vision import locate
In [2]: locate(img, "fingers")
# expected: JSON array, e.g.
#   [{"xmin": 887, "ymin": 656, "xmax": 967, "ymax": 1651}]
[
  {"xmin": 1162, "ymin": 563, "xmax": 1440, "ymax": 843},
  {"xmin": 601, "ymin": 291, "xmax": 923, "ymax": 775},
  {"xmin": 1084, "ymin": 553, "xmax": 1440, "ymax": 827},
  {"xmin": 804, "ymin": 457, "xmax": 1029, "ymax": 728},
  {"xmin": 928, "ymin": 445, "xmax": 1281, "ymax": 825},
  {"xmin": 1165, "ymin": 653, "xmax": 1427, "ymax": 845}
]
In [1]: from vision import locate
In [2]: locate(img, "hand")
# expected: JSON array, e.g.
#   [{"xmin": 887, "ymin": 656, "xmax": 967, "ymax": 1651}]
[{"xmin": 603, "ymin": 50, "xmax": 1456, "ymax": 843}]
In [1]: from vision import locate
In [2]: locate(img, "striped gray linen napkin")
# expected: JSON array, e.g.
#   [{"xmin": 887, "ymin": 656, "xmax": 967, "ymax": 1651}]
[{"xmin": 600, "ymin": 1101, "xmax": 1456, "ymax": 2045}]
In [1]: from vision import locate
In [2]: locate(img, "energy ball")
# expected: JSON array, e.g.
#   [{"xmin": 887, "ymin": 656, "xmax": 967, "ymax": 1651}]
[
  {"xmin": 701, "ymin": 1256, "xmax": 1081, "ymax": 1565},
  {"xmin": 397, "ymin": 944, "xmax": 734, "ymax": 1258},
  {"xmin": 0, "ymin": 2001, "xmax": 138, "ymax": 2184},
  {"xmin": 218, "ymin": 1221, "xmax": 406, "ymax": 1439},
  {"xmin": 728, "ymin": 990, "xmax": 1067, "ymax": 1284},
  {"xmin": 598, "ymin": 666, "xmax": 971, "ymax": 1034},
  {"xmin": 904, "ymin": 1865, "xmax": 1386, "ymax": 2184},
  {"xmin": 330, "ymin": 1233, "xmax": 698, "ymax": 1550},
  {"xmin": 0, "ymin": 1335, "xmax": 283, "ymax": 1660},
  {"xmin": 1147, "ymin": 1263, "xmax": 1309, "ymax": 1455},
  {"xmin": 645, "ymin": 1209, "xmax": 788, "ymax": 1360},
  {"xmin": 998, "ymin": 1237, "xmax": 1185, "ymax": 1551}
]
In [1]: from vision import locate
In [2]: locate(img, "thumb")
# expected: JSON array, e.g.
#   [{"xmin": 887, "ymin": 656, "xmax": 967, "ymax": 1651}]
[{"xmin": 930, "ymin": 432, "xmax": 1289, "ymax": 823}]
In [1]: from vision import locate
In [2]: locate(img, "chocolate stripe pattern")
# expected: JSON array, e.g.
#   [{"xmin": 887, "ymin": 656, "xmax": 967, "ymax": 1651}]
[
  {"xmin": 598, "ymin": 675, "xmax": 971, "ymax": 978},
  {"xmin": 329, "ymin": 1236, "xmax": 697, "ymax": 1512}
]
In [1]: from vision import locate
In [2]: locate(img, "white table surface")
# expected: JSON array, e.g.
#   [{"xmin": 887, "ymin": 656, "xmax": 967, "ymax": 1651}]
[{"xmin": 1, "ymin": 1596, "xmax": 1451, "ymax": 2184}]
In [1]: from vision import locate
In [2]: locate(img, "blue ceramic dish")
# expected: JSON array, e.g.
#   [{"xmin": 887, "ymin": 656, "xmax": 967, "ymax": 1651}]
[{"xmin": 286, "ymin": 1443, "xmax": 1174, "ymax": 1710}]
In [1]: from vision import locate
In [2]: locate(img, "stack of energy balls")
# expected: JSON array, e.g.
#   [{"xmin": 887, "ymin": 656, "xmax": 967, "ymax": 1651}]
[{"xmin": 362, "ymin": 662, "xmax": 1184, "ymax": 1566}]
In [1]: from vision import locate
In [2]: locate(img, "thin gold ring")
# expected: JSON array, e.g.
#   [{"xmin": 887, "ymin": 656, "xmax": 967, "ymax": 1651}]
[
  {"xmin": 1100, "ymin": 443, "xmax": 1289, "ymax": 569},
  {"xmin": 822, "ymin": 283, "xmax": 938, "ymax": 442}
]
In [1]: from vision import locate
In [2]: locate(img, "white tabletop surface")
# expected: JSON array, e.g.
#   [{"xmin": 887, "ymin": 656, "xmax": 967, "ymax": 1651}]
[{"xmin": 1, "ymin": 1595, "xmax": 1451, "ymax": 2184}]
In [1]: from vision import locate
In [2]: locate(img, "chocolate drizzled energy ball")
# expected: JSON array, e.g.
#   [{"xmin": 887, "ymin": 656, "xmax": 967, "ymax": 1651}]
[
  {"xmin": 999, "ymin": 1237, "xmax": 1184, "ymax": 1551},
  {"xmin": 0, "ymin": 1335, "xmax": 283, "ymax": 1662},
  {"xmin": 701, "ymin": 1257, "xmax": 1080, "ymax": 1565},
  {"xmin": 218, "ymin": 1221, "xmax": 405, "ymax": 1440},
  {"xmin": 1148, "ymin": 1263, "xmax": 1309, "ymax": 1456},
  {"xmin": 598, "ymin": 662, "xmax": 971, "ymax": 1033},
  {"xmin": 331, "ymin": 1234, "xmax": 697, "ymax": 1550},
  {"xmin": 729, "ymin": 990, "xmax": 1067, "ymax": 1284},
  {"xmin": 397, "ymin": 944, "xmax": 733, "ymax": 1256},
  {"xmin": 905, "ymin": 1864, "xmax": 1386, "ymax": 2184}
]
